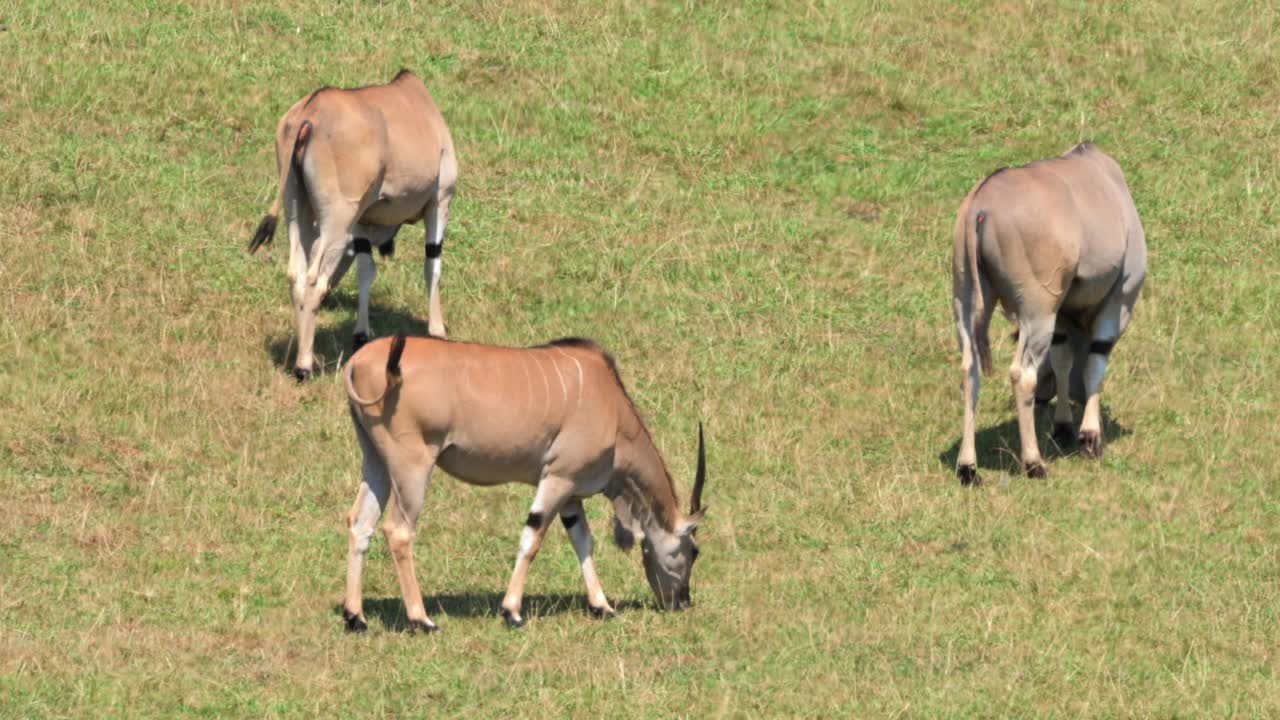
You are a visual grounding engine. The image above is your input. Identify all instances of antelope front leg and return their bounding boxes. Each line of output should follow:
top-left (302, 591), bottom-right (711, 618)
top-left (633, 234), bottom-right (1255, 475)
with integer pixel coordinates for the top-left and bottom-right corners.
top-left (501, 476), bottom-right (575, 628)
top-left (1079, 302), bottom-right (1125, 459)
top-left (560, 500), bottom-right (614, 618)
top-left (423, 188), bottom-right (453, 339)
top-left (1049, 326), bottom-right (1075, 448)
top-left (352, 240), bottom-right (376, 350)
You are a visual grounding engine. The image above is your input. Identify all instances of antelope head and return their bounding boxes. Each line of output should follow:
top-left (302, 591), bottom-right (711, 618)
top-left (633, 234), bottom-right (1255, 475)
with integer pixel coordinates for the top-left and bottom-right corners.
top-left (641, 423), bottom-right (707, 611)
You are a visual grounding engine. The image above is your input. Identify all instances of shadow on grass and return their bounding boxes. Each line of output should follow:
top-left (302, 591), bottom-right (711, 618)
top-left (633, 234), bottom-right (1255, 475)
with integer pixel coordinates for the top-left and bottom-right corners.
top-left (937, 402), bottom-right (1131, 477)
top-left (339, 593), bottom-right (647, 631)
top-left (263, 288), bottom-right (431, 378)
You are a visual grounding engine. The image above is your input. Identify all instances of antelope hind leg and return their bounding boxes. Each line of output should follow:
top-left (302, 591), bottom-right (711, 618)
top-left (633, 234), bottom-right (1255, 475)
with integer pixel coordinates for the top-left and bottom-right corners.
top-left (381, 445), bottom-right (441, 633)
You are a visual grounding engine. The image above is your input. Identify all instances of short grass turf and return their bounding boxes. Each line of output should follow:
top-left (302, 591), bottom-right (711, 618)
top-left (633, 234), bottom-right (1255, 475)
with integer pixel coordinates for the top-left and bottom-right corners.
top-left (2, 0), bottom-right (1279, 717)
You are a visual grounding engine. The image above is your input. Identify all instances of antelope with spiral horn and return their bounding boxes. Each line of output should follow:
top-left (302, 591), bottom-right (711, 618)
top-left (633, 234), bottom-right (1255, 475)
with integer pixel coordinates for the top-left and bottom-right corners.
top-left (341, 334), bottom-right (708, 631)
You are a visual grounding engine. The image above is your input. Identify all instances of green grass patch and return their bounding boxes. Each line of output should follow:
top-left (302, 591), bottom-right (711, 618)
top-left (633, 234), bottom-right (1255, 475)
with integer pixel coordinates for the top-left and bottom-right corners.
top-left (2, 0), bottom-right (1278, 716)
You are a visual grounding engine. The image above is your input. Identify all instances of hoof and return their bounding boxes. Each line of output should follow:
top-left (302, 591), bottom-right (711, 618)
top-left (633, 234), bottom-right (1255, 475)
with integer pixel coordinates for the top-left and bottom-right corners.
top-left (292, 366), bottom-right (312, 383)
top-left (588, 604), bottom-right (616, 619)
top-left (352, 332), bottom-right (369, 352)
top-left (1024, 461), bottom-right (1048, 479)
top-left (378, 240), bottom-right (395, 258)
top-left (501, 608), bottom-right (525, 629)
top-left (1053, 423), bottom-right (1075, 447)
top-left (957, 464), bottom-right (981, 487)
top-left (408, 618), bottom-right (440, 634)
top-left (1079, 430), bottom-right (1103, 459)
top-left (343, 610), bottom-right (367, 633)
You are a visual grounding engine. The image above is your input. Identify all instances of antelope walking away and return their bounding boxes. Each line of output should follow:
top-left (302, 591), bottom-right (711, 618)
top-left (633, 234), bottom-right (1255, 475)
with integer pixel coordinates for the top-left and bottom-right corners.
top-left (248, 69), bottom-right (459, 380)
top-left (951, 142), bottom-right (1147, 485)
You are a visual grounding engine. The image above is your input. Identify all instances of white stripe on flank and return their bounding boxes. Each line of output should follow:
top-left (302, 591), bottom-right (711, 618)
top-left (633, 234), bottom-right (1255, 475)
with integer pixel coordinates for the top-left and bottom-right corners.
top-left (552, 348), bottom-right (585, 411)
top-left (531, 353), bottom-right (551, 422)
top-left (549, 352), bottom-right (568, 405)
top-left (519, 353), bottom-right (534, 416)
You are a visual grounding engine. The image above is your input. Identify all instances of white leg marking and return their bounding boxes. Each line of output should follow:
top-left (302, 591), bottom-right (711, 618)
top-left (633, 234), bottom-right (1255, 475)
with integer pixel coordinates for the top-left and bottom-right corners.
top-left (1079, 353), bottom-right (1109, 435)
top-left (954, 297), bottom-right (981, 477)
top-left (502, 477), bottom-right (575, 626)
top-left (345, 429), bottom-right (392, 626)
top-left (1080, 309), bottom-right (1122, 442)
top-left (423, 197), bottom-right (449, 337)
top-left (563, 506), bottom-right (612, 612)
top-left (1011, 318), bottom-right (1054, 473)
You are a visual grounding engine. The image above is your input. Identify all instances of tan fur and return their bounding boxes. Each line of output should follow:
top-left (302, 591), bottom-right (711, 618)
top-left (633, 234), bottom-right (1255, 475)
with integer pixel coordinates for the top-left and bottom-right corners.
top-left (952, 143), bottom-right (1147, 482)
top-left (340, 336), bottom-right (706, 630)
top-left (251, 70), bottom-right (459, 378)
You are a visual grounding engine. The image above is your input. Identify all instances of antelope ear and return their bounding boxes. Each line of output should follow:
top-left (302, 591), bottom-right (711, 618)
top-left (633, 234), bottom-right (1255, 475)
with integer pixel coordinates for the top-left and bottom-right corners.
top-left (679, 508), bottom-right (706, 537)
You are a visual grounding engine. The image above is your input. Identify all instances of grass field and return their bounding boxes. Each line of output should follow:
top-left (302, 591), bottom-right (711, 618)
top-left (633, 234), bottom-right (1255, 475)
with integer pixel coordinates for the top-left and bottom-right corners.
top-left (2, 0), bottom-right (1279, 716)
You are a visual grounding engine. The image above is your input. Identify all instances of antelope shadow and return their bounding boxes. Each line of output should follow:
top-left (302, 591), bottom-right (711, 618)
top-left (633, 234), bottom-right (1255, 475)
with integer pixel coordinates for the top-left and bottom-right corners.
top-left (937, 403), bottom-right (1131, 476)
top-left (340, 593), bottom-right (647, 631)
top-left (263, 288), bottom-right (430, 379)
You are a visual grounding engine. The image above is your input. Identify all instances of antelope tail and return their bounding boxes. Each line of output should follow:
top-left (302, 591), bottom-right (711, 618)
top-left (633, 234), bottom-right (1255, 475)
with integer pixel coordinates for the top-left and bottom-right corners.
top-left (954, 194), bottom-right (994, 376)
top-left (690, 422), bottom-right (706, 515)
top-left (967, 205), bottom-right (993, 375)
top-left (248, 119), bottom-right (313, 254)
top-left (345, 334), bottom-right (408, 406)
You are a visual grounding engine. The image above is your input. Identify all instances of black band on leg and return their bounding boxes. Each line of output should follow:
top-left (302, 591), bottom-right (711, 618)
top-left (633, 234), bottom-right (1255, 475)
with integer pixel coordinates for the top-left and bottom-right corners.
top-left (1052, 332), bottom-right (1068, 345)
top-left (425, 242), bottom-right (443, 259)
top-left (526, 512), bottom-right (544, 529)
top-left (1089, 340), bottom-right (1115, 356)
top-left (561, 513), bottom-right (580, 530)
top-left (352, 238), bottom-right (373, 255)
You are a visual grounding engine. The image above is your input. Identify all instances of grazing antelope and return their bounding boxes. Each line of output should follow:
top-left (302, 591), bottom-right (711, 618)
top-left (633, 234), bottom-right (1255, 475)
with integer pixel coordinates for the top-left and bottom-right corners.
top-left (341, 334), bottom-right (707, 631)
top-left (952, 142), bottom-right (1147, 484)
top-left (247, 69), bottom-right (458, 380)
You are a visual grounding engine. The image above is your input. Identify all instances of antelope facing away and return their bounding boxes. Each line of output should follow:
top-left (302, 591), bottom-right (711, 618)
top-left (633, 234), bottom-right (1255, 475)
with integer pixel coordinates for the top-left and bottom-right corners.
top-left (952, 142), bottom-right (1147, 484)
top-left (341, 335), bottom-right (707, 631)
top-left (247, 69), bottom-right (458, 381)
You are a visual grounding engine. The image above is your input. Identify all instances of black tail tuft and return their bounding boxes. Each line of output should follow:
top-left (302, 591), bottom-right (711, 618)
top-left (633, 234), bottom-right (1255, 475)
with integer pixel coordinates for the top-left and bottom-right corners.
top-left (248, 215), bottom-right (277, 254)
top-left (386, 334), bottom-right (407, 378)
